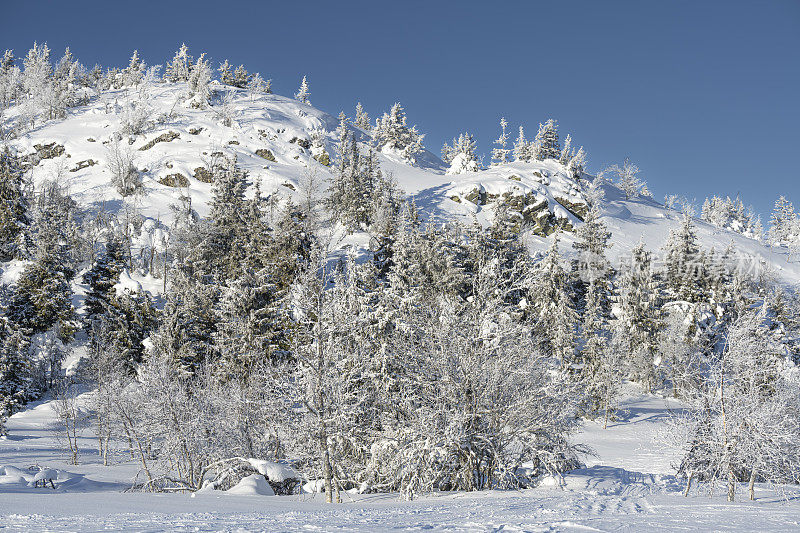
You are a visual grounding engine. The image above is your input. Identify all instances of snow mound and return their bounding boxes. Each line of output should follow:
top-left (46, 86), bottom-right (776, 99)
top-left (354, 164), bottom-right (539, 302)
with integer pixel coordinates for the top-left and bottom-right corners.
top-left (226, 474), bottom-right (275, 496)
top-left (246, 459), bottom-right (298, 483)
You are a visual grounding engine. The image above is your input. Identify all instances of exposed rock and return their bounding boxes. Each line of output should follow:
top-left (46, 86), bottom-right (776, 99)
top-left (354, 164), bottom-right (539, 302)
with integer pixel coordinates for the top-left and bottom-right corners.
top-left (554, 196), bottom-right (588, 221)
top-left (228, 140), bottom-right (240, 145)
top-left (139, 131), bottom-right (180, 151)
top-left (193, 167), bottom-right (214, 183)
top-left (281, 182), bottom-right (296, 191)
top-left (159, 173), bottom-right (190, 187)
top-left (23, 142), bottom-right (66, 166)
top-left (288, 137), bottom-right (310, 149)
top-left (313, 152), bottom-right (330, 166)
top-left (188, 127), bottom-right (203, 135)
top-left (255, 148), bottom-right (276, 161)
top-left (70, 159), bottom-right (98, 172)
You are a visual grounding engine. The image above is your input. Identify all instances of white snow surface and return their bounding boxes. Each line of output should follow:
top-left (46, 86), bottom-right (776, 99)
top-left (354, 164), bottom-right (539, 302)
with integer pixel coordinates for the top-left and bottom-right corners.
top-left (2, 385), bottom-right (800, 531)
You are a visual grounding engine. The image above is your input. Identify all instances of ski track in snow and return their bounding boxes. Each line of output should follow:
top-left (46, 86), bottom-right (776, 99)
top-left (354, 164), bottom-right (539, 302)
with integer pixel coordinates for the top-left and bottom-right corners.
top-left (3, 386), bottom-right (800, 531)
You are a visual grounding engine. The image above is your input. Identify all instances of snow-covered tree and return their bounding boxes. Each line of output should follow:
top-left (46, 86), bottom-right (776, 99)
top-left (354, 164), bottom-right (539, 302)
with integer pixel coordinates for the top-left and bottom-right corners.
top-left (533, 119), bottom-right (560, 161)
top-left (354, 101), bottom-right (370, 129)
top-left (528, 236), bottom-right (577, 368)
top-left (615, 242), bottom-right (663, 389)
top-left (701, 195), bottom-right (761, 239)
top-left (513, 126), bottom-right (531, 162)
top-left (218, 59), bottom-right (234, 86)
top-left (0, 325), bottom-right (34, 435)
top-left (445, 132), bottom-right (479, 174)
top-left (491, 117), bottom-right (510, 165)
top-left (295, 75), bottom-right (310, 104)
top-left (677, 307), bottom-right (800, 501)
top-left (232, 64), bottom-right (250, 88)
top-left (567, 146), bottom-right (587, 179)
top-left (663, 212), bottom-right (706, 303)
top-left (606, 159), bottom-right (645, 200)
top-left (164, 43), bottom-right (192, 82)
top-left (122, 50), bottom-right (144, 86)
top-left (0, 148), bottom-right (30, 261)
top-left (187, 53), bottom-right (212, 106)
top-left (246, 72), bottom-right (266, 100)
top-left (769, 195), bottom-right (798, 246)
top-left (106, 138), bottom-right (141, 197)
top-left (372, 103), bottom-right (425, 164)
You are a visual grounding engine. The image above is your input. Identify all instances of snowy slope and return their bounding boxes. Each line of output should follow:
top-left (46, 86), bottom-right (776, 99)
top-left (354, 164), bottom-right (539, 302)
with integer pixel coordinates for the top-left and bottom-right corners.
top-left (5, 80), bottom-right (798, 292)
top-left (3, 80), bottom-right (799, 291)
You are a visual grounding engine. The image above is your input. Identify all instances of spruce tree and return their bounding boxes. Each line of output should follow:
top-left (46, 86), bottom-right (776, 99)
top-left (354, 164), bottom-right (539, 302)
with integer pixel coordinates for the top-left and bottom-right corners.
top-left (616, 242), bottom-right (663, 390)
top-left (164, 43), bottom-right (192, 82)
top-left (491, 117), bottom-right (510, 165)
top-left (0, 324), bottom-right (33, 432)
top-left (218, 59), bottom-right (234, 85)
top-left (529, 236), bottom-right (577, 368)
top-left (663, 213), bottom-right (706, 303)
top-left (232, 65), bottom-right (250, 88)
top-left (513, 126), bottom-right (530, 162)
top-left (0, 148), bottom-right (30, 261)
top-left (83, 237), bottom-right (127, 328)
top-left (354, 102), bottom-right (370, 129)
top-left (372, 103), bottom-right (425, 163)
top-left (533, 119), bottom-right (561, 161)
top-left (295, 75), bottom-right (310, 104)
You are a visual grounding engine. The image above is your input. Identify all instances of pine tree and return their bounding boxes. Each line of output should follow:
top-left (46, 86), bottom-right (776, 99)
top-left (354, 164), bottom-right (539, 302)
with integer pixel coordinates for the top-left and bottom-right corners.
top-left (0, 324), bottom-right (33, 432)
top-left (83, 237), bottom-right (128, 330)
top-left (295, 75), bottom-right (310, 104)
top-left (616, 242), bottom-right (663, 389)
top-left (559, 134), bottom-right (573, 165)
top-left (446, 132), bottom-right (479, 174)
top-left (354, 102), bottom-right (370, 129)
top-left (94, 289), bottom-right (157, 375)
top-left (191, 155), bottom-right (249, 280)
top-left (533, 119), bottom-right (561, 161)
top-left (150, 268), bottom-right (217, 376)
top-left (664, 213), bottom-right (706, 303)
top-left (164, 43), bottom-right (192, 82)
top-left (769, 196), bottom-right (797, 246)
top-left (218, 59), bottom-right (234, 85)
top-left (0, 148), bottom-right (30, 261)
top-left (491, 117), bottom-right (510, 165)
top-left (123, 50), bottom-right (144, 86)
top-left (187, 53), bottom-right (212, 105)
top-left (7, 254), bottom-right (76, 342)
top-left (513, 126), bottom-right (530, 162)
top-left (233, 64), bottom-right (250, 88)
top-left (567, 147), bottom-right (587, 179)
top-left (372, 103), bottom-right (425, 164)
top-left (529, 236), bottom-right (577, 367)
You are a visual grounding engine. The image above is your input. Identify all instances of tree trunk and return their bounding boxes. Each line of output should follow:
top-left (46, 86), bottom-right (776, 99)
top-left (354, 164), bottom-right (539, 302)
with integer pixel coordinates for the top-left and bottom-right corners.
top-left (748, 469), bottom-right (756, 501)
top-left (321, 432), bottom-right (333, 503)
top-left (727, 468), bottom-right (736, 502)
top-left (683, 471), bottom-right (694, 497)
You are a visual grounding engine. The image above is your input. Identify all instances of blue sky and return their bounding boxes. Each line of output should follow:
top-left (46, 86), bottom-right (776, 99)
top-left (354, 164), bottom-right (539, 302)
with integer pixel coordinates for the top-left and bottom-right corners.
top-left (3, 1), bottom-right (798, 218)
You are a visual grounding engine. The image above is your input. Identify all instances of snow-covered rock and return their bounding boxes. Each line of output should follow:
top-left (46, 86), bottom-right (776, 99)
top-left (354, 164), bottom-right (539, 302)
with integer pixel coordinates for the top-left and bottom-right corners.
top-left (226, 474), bottom-right (275, 496)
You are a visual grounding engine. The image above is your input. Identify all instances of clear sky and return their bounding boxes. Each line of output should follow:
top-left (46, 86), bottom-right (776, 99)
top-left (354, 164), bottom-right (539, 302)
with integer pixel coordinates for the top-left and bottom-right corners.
top-left (3, 0), bottom-right (798, 218)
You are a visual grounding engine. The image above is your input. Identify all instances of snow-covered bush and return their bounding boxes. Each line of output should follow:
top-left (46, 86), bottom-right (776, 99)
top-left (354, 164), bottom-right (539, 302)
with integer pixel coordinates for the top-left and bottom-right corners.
top-left (105, 138), bottom-right (141, 196)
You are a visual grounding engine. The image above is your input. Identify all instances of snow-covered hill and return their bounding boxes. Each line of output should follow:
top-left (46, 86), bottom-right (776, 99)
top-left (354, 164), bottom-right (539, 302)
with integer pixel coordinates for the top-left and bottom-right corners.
top-left (5, 79), bottom-right (799, 290)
